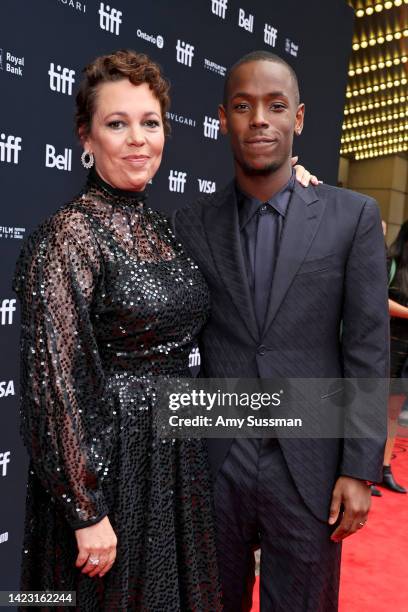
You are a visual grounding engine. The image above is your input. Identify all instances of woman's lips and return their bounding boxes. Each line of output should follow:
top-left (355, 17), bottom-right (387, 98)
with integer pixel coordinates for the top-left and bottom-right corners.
top-left (123, 156), bottom-right (150, 165)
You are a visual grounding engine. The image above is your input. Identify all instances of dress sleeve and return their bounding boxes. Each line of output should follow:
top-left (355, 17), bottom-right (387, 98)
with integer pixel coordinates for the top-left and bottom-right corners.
top-left (13, 209), bottom-right (111, 529)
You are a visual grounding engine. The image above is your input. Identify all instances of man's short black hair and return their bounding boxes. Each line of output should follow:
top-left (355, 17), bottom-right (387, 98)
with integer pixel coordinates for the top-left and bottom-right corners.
top-left (223, 50), bottom-right (300, 106)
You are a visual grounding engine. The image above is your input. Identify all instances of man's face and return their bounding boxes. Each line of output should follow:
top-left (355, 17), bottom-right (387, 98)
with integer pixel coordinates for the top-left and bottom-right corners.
top-left (219, 60), bottom-right (304, 176)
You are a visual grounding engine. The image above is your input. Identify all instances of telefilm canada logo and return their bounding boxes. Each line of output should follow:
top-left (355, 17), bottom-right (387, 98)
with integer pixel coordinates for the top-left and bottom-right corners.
top-left (0, 451), bottom-right (11, 477)
top-left (45, 144), bottom-right (72, 171)
top-left (211, 0), bottom-right (228, 19)
top-left (0, 48), bottom-right (24, 77)
top-left (176, 40), bottom-right (195, 67)
top-left (99, 2), bottom-right (122, 35)
top-left (204, 58), bottom-right (226, 77)
top-left (136, 28), bottom-right (164, 49)
top-left (0, 299), bottom-right (16, 325)
top-left (0, 226), bottom-right (25, 240)
top-left (57, 0), bottom-right (87, 13)
top-left (169, 170), bottom-right (187, 194)
top-left (48, 62), bottom-right (75, 95)
top-left (0, 133), bottom-right (22, 164)
top-left (0, 380), bottom-right (15, 398)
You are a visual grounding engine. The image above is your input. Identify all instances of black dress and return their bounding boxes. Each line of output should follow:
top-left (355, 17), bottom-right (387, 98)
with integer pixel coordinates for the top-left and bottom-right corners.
top-left (389, 260), bottom-right (408, 383)
top-left (13, 171), bottom-right (221, 611)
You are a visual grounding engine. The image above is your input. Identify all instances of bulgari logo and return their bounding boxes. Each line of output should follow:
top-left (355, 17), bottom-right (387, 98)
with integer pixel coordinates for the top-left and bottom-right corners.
top-left (166, 112), bottom-right (196, 128)
top-left (57, 0), bottom-right (86, 12)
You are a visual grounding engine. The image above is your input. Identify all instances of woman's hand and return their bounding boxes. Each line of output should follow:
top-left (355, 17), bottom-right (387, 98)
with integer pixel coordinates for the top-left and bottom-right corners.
top-left (75, 516), bottom-right (117, 578)
top-left (291, 156), bottom-right (320, 187)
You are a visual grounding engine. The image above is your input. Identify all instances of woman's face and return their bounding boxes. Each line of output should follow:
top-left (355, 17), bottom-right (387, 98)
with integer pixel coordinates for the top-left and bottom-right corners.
top-left (82, 79), bottom-right (165, 191)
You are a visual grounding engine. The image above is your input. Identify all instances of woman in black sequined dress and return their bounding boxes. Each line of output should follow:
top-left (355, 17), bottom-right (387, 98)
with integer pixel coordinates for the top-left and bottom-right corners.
top-left (13, 51), bottom-right (221, 611)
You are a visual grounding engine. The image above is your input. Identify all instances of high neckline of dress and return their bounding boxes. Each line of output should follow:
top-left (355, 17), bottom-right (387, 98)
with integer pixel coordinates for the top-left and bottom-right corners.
top-left (86, 168), bottom-right (147, 208)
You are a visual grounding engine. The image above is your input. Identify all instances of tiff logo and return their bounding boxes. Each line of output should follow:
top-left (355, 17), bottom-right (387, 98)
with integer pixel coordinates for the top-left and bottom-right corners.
top-left (99, 2), bottom-right (122, 35)
top-left (264, 23), bottom-right (278, 47)
top-left (45, 144), bottom-right (72, 171)
top-left (169, 170), bottom-right (187, 193)
top-left (189, 347), bottom-right (201, 368)
top-left (0, 299), bottom-right (16, 325)
top-left (0, 532), bottom-right (8, 544)
top-left (203, 116), bottom-right (220, 140)
top-left (211, 0), bottom-right (228, 19)
top-left (176, 40), bottom-right (195, 67)
top-left (0, 451), bottom-right (10, 477)
top-left (0, 133), bottom-right (22, 164)
top-left (238, 8), bottom-right (254, 33)
top-left (48, 62), bottom-right (75, 95)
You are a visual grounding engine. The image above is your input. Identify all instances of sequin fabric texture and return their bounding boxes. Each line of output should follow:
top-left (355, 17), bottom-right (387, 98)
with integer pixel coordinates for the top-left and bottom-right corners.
top-left (13, 172), bottom-right (221, 611)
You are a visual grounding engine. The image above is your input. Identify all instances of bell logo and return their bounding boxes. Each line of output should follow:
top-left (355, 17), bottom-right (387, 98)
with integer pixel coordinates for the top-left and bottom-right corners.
top-left (99, 2), bottom-right (122, 35)
top-left (0, 381), bottom-right (15, 398)
top-left (45, 144), bottom-right (72, 171)
top-left (238, 8), bottom-right (254, 33)
top-left (48, 63), bottom-right (75, 95)
top-left (176, 40), bottom-right (195, 67)
top-left (169, 170), bottom-right (187, 193)
top-left (0, 451), bottom-right (10, 477)
top-left (211, 0), bottom-right (228, 19)
top-left (203, 116), bottom-right (220, 140)
top-left (0, 133), bottom-right (22, 164)
top-left (198, 179), bottom-right (216, 194)
top-left (0, 299), bottom-right (16, 325)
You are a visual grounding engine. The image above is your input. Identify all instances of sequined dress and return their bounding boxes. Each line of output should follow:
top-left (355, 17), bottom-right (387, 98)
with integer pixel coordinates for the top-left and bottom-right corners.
top-left (13, 171), bottom-right (221, 611)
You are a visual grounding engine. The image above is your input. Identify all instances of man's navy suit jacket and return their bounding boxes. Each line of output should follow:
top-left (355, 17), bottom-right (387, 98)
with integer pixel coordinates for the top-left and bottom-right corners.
top-left (173, 180), bottom-right (389, 521)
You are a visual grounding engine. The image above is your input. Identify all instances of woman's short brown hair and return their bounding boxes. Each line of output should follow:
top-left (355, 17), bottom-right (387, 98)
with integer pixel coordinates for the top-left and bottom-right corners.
top-left (75, 49), bottom-right (171, 137)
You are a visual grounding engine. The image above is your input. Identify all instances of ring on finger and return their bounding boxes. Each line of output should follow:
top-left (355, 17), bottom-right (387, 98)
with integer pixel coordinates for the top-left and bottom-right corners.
top-left (88, 556), bottom-right (100, 566)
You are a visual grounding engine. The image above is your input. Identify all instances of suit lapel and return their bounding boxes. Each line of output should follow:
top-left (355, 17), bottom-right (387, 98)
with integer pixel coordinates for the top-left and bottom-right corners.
top-left (263, 183), bottom-right (325, 336)
top-left (204, 183), bottom-right (259, 342)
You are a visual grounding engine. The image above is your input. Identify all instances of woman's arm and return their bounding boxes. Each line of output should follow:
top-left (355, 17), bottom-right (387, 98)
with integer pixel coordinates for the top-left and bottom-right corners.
top-left (389, 298), bottom-right (408, 318)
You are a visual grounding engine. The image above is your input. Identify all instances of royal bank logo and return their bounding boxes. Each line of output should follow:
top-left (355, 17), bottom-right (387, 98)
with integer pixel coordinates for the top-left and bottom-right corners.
top-left (189, 347), bottom-right (201, 368)
top-left (0, 133), bottom-right (22, 164)
top-left (203, 116), bottom-right (220, 140)
top-left (176, 40), bottom-right (195, 67)
top-left (264, 23), bottom-right (278, 47)
top-left (0, 451), bottom-right (11, 477)
top-left (136, 28), bottom-right (164, 49)
top-left (0, 49), bottom-right (24, 77)
top-left (0, 381), bottom-right (15, 399)
top-left (211, 0), bottom-right (228, 19)
top-left (48, 62), bottom-right (75, 95)
top-left (285, 38), bottom-right (299, 57)
top-left (198, 179), bottom-right (216, 194)
top-left (0, 226), bottom-right (25, 240)
top-left (0, 532), bottom-right (8, 545)
top-left (57, 0), bottom-right (86, 13)
top-left (99, 2), bottom-right (122, 35)
top-left (169, 170), bottom-right (187, 194)
top-left (0, 299), bottom-right (16, 325)
top-left (166, 112), bottom-right (196, 128)
top-left (45, 144), bottom-right (72, 171)
top-left (204, 58), bottom-right (226, 77)
top-left (238, 8), bottom-right (254, 33)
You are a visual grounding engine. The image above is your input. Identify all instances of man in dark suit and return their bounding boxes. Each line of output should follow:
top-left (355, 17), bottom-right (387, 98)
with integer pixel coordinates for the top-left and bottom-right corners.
top-left (174, 51), bottom-right (389, 611)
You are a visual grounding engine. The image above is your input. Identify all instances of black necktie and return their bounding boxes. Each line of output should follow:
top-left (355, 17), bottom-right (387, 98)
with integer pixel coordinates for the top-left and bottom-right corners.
top-left (254, 203), bottom-right (279, 330)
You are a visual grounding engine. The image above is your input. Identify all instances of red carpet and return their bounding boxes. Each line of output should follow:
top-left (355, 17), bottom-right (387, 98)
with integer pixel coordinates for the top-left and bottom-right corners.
top-left (251, 436), bottom-right (408, 611)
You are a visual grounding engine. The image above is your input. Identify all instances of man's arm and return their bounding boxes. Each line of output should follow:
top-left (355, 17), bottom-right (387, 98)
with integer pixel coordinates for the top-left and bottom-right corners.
top-left (330, 197), bottom-right (389, 541)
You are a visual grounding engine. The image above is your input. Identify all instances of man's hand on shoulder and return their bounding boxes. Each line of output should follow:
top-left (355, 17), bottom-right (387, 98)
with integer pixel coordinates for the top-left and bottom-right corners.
top-left (328, 476), bottom-right (371, 542)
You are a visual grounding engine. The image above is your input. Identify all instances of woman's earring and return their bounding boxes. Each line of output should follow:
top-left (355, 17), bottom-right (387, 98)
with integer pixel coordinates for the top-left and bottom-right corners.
top-left (81, 150), bottom-right (94, 169)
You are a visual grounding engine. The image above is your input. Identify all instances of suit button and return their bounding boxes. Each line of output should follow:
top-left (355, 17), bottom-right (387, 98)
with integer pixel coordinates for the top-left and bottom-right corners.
top-left (257, 345), bottom-right (266, 356)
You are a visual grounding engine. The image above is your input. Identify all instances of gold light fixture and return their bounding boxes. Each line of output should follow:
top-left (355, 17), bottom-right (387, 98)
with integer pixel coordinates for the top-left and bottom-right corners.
top-left (355, 0), bottom-right (406, 18)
